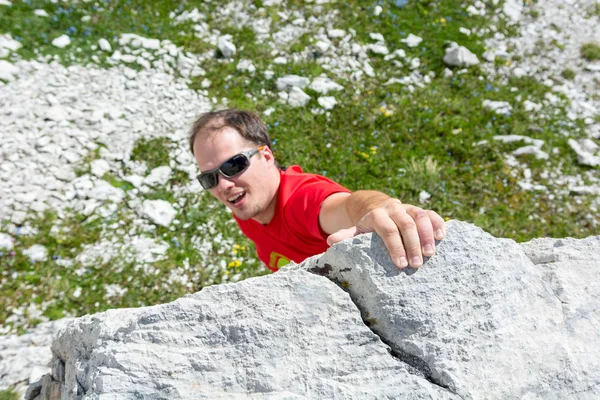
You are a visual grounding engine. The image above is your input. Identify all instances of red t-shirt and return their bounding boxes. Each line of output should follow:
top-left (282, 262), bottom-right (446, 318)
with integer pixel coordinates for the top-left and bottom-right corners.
top-left (234, 165), bottom-right (351, 272)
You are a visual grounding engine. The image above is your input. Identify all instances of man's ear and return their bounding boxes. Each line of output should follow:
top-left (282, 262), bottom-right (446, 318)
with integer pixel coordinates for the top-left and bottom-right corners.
top-left (261, 145), bottom-right (276, 164)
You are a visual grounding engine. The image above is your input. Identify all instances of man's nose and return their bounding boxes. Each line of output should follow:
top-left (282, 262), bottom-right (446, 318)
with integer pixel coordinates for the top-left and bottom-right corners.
top-left (215, 173), bottom-right (235, 191)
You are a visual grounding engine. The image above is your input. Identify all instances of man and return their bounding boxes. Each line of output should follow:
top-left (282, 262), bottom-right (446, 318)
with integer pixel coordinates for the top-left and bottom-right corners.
top-left (190, 109), bottom-right (446, 272)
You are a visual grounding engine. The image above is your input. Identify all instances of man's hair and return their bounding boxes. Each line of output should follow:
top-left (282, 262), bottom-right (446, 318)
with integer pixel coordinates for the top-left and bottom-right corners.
top-left (189, 109), bottom-right (272, 155)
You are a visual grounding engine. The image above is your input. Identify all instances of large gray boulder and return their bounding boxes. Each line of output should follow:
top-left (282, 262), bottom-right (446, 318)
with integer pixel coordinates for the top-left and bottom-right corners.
top-left (26, 221), bottom-right (600, 399)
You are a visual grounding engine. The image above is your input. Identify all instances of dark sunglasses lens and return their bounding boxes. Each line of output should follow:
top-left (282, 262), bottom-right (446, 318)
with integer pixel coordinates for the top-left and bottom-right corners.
top-left (198, 172), bottom-right (218, 190)
top-left (221, 154), bottom-right (250, 177)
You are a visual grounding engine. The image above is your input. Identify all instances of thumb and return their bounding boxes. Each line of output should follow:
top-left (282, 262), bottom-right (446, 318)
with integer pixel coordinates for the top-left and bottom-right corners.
top-left (327, 227), bottom-right (359, 247)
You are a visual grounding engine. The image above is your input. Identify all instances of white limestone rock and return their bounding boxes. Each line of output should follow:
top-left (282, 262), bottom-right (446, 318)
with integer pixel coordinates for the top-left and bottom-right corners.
top-left (236, 59), bottom-right (256, 73)
top-left (301, 221), bottom-right (600, 399)
top-left (23, 244), bottom-right (48, 262)
top-left (142, 199), bottom-right (176, 227)
top-left (217, 35), bottom-right (236, 58)
top-left (0, 34), bottom-right (22, 52)
top-left (276, 74), bottom-right (310, 91)
top-left (98, 38), bottom-right (112, 52)
top-left (34, 9), bottom-right (49, 17)
top-left (309, 77), bottom-right (343, 94)
top-left (51, 35), bottom-right (71, 48)
top-left (30, 221), bottom-right (600, 399)
top-left (33, 270), bottom-right (456, 399)
top-left (90, 159), bottom-right (110, 178)
top-left (287, 86), bottom-right (311, 107)
top-left (443, 46), bottom-right (480, 67)
top-left (402, 34), bottom-right (423, 48)
top-left (0, 233), bottom-right (13, 250)
top-left (143, 166), bottom-right (172, 186)
top-left (512, 145), bottom-right (549, 160)
top-left (317, 96), bottom-right (337, 110)
top-left (0, 60), bottom-right (19, 82)
top-left (568, 139), bottom-right (600, 167)
top-left (482, 99), bottom-right (512, 114)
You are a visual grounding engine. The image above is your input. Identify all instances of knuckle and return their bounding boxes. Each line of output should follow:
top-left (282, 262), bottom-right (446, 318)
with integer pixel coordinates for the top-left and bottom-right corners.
top-left (413, 208), bottom-right (429, 220)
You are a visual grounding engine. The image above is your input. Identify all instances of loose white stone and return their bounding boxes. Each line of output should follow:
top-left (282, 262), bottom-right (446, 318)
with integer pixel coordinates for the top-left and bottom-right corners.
top-left (318, 96), bottom-right (337, 110)
top-left (327, 29), bottom-right (346, 38)
top-left (419, 190), bottom-right (431, 204)
top-left (442, 68), bottom-right (453, 78)
top-left (273, 56), bottom-right (287, 64)
top-left (90, 160), bottom-right (111, 178)
top-left (23, 245), bottom-right (48, 262)
top-left (369, 33), bottom-right (385, 42)
top-left (288, 87), bottom-right (311, 107)
top-left (459, 27), bottom-right (471, 36)
top-left (309, 77), bottom-right (343, 94)
top-left (98, 38), bottom-right (112, 52)
top-left (0, 34), bottom-right (22, 52)
top-left (144, 166), bottom-right (172, 187)
top-left (0, 233), bottom-right (13, 250)
top-left (236, 59), bottom-right (256, 73)
top-left (512, 145), bottom-right (549, 160)
top-left (374, 6), bottom-right (383, 16)
top-left (217, 36), bottom-right (236, 58)
top-left (51, 35), bottom-right (71, 48)
top-left (142, 199), bottom-right (177, 227)
top-left (503, 0), bottom-right (523, 23)
top-left (0, 60), bottom-right (19, 81)
top-left (368, 44), bottom-right (389, 55)
top-left (276, 75), bottom-right (310, 91)
top-left (443, 46), bottom-right (480, 67)
top-left (523, 100), bottom-right (542, 112)
top-left (34, 9), bottom-right (49, 17)
top-left (402, 34), bottom-right (422, 48)
top-left (81, 15), bottom-right (91, 22)
top-left (314, 41), bottom-right (330, 54)
top-left (483, 100), bottom-right (512, 115)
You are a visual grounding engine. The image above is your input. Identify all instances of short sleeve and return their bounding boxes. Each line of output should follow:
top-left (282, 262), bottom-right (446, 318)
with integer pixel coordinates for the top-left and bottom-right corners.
top-left (283, 176), bottom-right (350, 242)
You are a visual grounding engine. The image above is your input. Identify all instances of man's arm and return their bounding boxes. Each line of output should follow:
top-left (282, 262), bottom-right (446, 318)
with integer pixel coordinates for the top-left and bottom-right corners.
top-left (319, 190), bottom-right (446, 268)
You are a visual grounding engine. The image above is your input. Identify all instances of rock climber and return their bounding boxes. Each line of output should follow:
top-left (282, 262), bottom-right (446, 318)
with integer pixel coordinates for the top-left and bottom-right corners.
top-left (190, 109), bottom-right (446, 272)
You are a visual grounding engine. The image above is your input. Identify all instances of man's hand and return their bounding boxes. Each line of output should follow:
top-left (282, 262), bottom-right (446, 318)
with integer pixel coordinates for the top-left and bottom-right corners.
top-left (324, 197), bottom-right (446, 269)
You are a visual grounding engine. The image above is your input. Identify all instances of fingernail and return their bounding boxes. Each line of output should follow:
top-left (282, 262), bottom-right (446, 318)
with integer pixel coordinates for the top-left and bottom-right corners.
top-left (411, 256), bottom-right (422, 267)
top-left (436, 229), bottom-right (444, 240)
top-left (424, 244), bottom-right (434, 256)
top-left (397, 256), bottom-right (408, 268)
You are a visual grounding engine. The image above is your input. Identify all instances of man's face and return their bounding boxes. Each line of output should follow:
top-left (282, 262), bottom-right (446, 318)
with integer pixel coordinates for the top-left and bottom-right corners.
top-left (193, 126), bottom-right (279, 223)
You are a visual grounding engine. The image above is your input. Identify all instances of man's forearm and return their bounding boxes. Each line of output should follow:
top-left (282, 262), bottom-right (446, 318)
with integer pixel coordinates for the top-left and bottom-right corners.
top-left (345, 190), bottom-right (395, 225)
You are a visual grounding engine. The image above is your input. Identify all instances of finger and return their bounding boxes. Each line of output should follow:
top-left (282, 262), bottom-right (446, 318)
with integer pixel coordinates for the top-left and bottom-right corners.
top-left (326, 227), bottom-right (358, 247)
top-left (402, 205), bottom-right (436, 257)
top-left (426, 210), bottom-right (447, 240)
top-left (361, 209), bottom-right (411, 268)
top-left (385, 207), bottom-right (423, 267)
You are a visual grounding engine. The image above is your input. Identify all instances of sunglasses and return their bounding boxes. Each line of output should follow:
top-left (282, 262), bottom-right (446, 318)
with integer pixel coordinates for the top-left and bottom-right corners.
top-left (196, 146), bottom-right (265, 190)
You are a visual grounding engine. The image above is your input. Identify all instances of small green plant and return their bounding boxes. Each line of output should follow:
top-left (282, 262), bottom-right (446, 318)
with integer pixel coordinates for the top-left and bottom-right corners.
top-left (0, 389), bottom-right (19, 400)
top-left (561, 68), bottom-right (576, 80)
top-left (529, 9), bottom-right (540, 18)
top-left (130, 137), bottom-right (171, 171)
top-left (580, 43), bottom-right (600, 61)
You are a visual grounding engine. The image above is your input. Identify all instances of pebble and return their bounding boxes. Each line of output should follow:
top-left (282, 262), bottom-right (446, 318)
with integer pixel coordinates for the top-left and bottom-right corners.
top-left (23, 244), bottom-right (48, 262)
top-left (51, 35), bottom-right (71, 48)
top-left (443, 45), bottom-right (480, 67)
top-left (288, 87), bottom-right (311, 107)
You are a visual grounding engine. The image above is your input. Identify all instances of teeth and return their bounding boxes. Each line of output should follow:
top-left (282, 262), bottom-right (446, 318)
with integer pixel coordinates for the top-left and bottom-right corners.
top-left (228, 192), bottom-right (244, 202)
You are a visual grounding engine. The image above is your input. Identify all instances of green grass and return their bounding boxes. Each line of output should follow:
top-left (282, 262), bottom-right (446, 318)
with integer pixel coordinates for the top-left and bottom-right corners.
top-left (580, 42), bottom-right (600, 61)
top-left (0, 0), bottom-right (598, 332)
top-left (561, 68), bottom-right (576, 80)
top-left (0, 390), bottom-right (19, 400)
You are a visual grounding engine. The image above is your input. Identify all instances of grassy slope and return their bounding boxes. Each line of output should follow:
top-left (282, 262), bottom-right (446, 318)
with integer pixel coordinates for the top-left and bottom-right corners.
top-left (0, 0), bottom-right (598, 331)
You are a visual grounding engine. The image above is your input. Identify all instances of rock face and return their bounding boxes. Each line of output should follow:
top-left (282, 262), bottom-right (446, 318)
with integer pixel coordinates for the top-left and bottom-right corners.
top-left (26, 221), bottom-right (600, 399)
